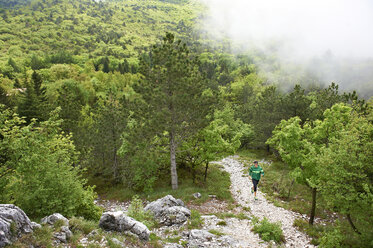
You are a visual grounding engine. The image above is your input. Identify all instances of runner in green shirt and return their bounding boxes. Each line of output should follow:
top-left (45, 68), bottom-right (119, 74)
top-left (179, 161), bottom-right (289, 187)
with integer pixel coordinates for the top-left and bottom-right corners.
top-left (249, 161), bottom-right (264, 200)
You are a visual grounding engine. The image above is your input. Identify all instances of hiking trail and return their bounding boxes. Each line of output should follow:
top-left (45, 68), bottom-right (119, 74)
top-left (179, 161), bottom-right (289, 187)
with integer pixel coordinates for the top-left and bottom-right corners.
top-left (211, 156), bottom-right (315, 248)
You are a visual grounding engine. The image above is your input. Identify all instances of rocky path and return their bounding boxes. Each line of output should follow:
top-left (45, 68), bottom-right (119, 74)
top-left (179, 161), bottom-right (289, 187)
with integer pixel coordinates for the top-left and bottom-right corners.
top-left (213, 156), bottom-right (315, 248)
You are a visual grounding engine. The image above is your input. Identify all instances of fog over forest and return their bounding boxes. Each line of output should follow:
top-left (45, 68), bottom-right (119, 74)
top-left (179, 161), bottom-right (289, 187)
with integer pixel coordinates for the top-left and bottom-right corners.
top-left (201, 0), bottom-right (373, 97)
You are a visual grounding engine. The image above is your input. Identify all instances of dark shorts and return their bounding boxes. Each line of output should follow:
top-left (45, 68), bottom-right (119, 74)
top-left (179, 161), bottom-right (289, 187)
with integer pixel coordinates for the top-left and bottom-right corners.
top-left (252, 179), bottom-right (259, 192)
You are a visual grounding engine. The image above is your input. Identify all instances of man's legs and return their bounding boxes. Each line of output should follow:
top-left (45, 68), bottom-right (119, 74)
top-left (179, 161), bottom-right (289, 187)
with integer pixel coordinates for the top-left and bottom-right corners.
top-left (252, 179), bottom-right (259, 198)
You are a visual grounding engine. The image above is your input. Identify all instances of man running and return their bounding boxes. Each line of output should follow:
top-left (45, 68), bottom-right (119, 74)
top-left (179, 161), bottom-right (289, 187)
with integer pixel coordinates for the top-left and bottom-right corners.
top-left (249, 161), bottom-right (264, 200)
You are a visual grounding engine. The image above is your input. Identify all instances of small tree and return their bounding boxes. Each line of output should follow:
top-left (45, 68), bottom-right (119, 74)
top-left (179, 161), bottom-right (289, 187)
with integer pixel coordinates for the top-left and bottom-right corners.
top-left (267, 103), bottom-right (354, 225)
top-left (179, 105), bottom-right (252, 182)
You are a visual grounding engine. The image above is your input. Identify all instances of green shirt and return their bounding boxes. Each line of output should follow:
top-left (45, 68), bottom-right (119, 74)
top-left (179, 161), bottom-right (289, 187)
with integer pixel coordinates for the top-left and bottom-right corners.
top-left (249, 165), bottom-right (264, 180)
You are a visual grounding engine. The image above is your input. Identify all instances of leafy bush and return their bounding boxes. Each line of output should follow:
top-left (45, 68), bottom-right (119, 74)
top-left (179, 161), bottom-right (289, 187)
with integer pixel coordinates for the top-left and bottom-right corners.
top-left (127, 195), bottom-right (156, 228)
top-left (319, 228), bottom-right (343, 248)
top-left (0, 107), bottom-right (101, 220)
top-left (252, 217), bottom-right (285, 244)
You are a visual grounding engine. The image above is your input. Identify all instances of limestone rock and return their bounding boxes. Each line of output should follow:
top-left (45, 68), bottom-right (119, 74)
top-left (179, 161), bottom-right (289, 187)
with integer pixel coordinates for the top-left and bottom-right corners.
top-left (0, 204), bottom-right (34, 247)
top-left (189, 229), bottom-right (215, 241)
top-left (54, 226), bottom-right (72, 243)
top-left (41, 213), bottom-right (69, 226)
top-left (145, 195), bottom-right (190, 226)
top-left (99, 211), bottom-right (150, 241)
top-left (111, 237), bottom-right (125, 247)
top-left (193, 192), bottom-right (202, 199)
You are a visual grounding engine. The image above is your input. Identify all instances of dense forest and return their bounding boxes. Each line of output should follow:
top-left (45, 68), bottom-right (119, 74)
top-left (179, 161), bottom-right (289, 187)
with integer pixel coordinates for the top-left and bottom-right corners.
top-left (0, 0), bottom-right (372, 247)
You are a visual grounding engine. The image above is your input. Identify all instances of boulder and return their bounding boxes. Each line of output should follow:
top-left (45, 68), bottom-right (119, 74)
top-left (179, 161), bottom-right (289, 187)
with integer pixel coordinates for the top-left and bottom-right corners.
top-left (41, 213), bottom-right (69, 226)
top-left (144, 195), bottom-right (190, 226)
top-left (54, 226), bottom-right (72, 243)
top-left (111, 237), bottom-right (125, 247)
top-left (188, 229), bottom-right (216, 248)
top-left (193, 192), bottom-right (202, 199)
top-left (99, 211), bottom-right (150, 241)
top-left (0, 204), bottom-right (34, 247)
top-left (159, 206), bottom-right (191, 226)
top-left (163, 243), bottom-right (183, 248)
top-left (189, 229), bottom-right (215, 241)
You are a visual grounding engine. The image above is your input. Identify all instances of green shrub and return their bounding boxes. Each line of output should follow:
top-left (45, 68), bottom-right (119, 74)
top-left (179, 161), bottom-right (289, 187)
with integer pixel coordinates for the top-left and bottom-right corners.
top-left (252, 217), bottom-right (285, 244)
top-left (127, 195), bottom-right (157, 229)
top-left (0, 108), bottom-right (101, 220)
top-left (187, 209), bottom-right (203, 229)
top-left (319, 228), bottom-right (343, 248)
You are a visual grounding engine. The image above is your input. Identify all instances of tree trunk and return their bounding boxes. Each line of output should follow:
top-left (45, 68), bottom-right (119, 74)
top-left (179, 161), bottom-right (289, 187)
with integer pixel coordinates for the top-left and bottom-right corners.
top-left (347, 213), bottom-right (361, 234)
top-left (266, 144), bottom-right (270, 152)
top-left (309, 187), bottom-right (317, 225)
top-left (170, 132), bottom-right (178, 190)
top-left (287, 179), bottom-right (295, 200)
top-left (204, 162), bottom-right (209, 182)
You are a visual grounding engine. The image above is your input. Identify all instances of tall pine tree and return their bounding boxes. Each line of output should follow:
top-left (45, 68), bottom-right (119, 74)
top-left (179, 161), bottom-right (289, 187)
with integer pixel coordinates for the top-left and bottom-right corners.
top-left (132, 33), bottom-right (212, 190)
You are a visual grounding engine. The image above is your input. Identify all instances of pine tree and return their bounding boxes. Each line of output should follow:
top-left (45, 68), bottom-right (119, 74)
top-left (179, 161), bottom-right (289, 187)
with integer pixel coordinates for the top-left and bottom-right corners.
top-left (131, 33), bottom-right (212, 190)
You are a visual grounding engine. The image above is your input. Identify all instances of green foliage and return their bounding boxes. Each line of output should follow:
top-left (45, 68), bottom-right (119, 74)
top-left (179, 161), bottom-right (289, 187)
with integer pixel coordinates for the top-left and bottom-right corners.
top-left (208, 229), bottom-right (225, 236)
top-left (179, 104), bottom-right (253, 181)
top-left (293, 218), bottom-right (328, 245)
top-left (319, 228), bottom-right (343, 248)
top-left (252, 217), bottom-right (285, 244)
top-left (187, 209), bottom-right (203, 229)
top-left (127, 195), bottom-right (157, 229)
top-left (0, 106), bottom-right (101, 220)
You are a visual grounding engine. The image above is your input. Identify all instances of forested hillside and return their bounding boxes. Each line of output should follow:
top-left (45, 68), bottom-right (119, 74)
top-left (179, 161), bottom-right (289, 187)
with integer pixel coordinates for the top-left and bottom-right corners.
top-left (0, 0), bottom-right (372, 247)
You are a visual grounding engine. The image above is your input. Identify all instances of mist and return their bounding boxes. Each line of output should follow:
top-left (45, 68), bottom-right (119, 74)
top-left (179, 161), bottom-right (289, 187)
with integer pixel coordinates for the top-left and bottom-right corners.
top-left (200, 0), bottom-right (373, 97)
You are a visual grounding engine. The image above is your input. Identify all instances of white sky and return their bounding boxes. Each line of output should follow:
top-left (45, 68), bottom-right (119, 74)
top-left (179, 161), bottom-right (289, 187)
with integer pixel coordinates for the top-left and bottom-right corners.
top-left (202, 0), bottom-right (373, 58)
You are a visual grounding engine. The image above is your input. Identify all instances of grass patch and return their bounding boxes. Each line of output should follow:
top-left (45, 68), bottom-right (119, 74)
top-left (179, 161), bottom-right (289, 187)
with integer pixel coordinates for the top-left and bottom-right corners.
top-left (53, 219), bottom-right (66, 231)
top-left (217, 220), bottom-right (227, 226)
top-left (208, 229), bottom-right (225, 236)
top-left (165, 236), bottom-right (181, 243)
top-left (91, 163), bottom-right (232, 205)
top-left (237, 212), bottom-right (250, 220)
top-left (9, 225), bottom-right (53, 248)
top-left (69, 216), bottom-right (98, 235)
top-left (214, 212), bottom-right (236, 219)
top-left (187, 209), bottom-right (204, 229)
top-left (293, 218), bottom-right (330, 246)
top-left (252, 217), bottom-right (285, 244)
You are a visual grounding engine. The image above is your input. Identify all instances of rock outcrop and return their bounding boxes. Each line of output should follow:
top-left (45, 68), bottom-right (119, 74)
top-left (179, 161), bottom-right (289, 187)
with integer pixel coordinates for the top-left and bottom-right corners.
top-left (99, 211), bottom-right (150, 241)
top-left (41, 213), bottom-right (69, 226)
top-left (0, 204), bottom-right (34, 247)
top-left (145, 195), bottom-right (191, 226)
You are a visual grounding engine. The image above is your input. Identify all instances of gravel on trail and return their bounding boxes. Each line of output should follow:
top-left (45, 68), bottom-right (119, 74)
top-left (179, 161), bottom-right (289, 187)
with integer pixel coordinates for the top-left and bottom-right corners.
top-left (213, 156), bottom-right (315, 248)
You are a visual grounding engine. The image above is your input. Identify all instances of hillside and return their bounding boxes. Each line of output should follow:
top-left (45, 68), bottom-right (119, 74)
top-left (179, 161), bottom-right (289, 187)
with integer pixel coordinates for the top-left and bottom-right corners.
top-left (0, 1), bottom-right (372, 247)
top-left (0, 0), bottom-right (203, 66)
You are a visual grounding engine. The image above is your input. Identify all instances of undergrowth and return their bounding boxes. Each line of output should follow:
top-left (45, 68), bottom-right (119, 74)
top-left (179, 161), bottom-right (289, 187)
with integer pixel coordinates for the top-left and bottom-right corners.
top-left (252, 217), bottom-right (285, 244)
top-left (92, 163), bottom-right (232, 205)
top-left (127, 195), bottom-right (157, 229)
top-left (187, 209), bottom-right (204, 229)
